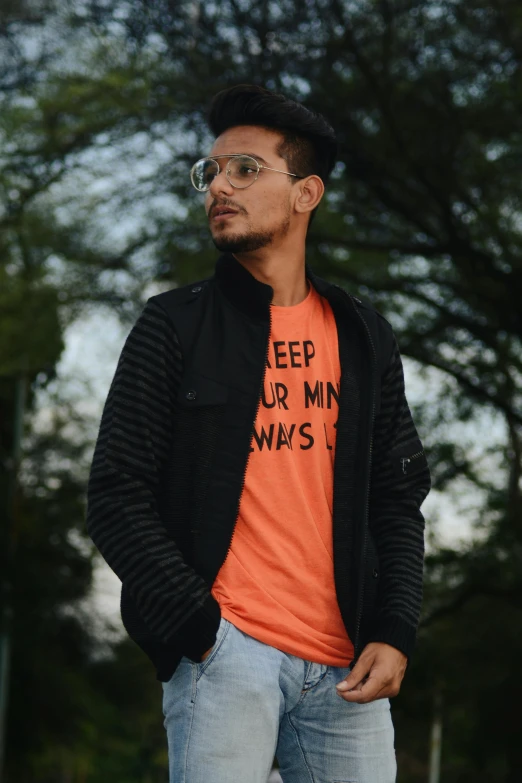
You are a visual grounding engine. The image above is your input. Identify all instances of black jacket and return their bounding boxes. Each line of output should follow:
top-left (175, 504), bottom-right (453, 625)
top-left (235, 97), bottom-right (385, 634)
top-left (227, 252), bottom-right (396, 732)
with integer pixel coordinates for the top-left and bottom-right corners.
top-left (86, 252), bottom-right (431, 682)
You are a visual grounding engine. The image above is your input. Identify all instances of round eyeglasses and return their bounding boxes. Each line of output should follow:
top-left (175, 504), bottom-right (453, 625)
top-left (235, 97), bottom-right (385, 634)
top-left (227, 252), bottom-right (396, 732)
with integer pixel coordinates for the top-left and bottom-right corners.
top-left (190, 154), bottom-right (304, 192)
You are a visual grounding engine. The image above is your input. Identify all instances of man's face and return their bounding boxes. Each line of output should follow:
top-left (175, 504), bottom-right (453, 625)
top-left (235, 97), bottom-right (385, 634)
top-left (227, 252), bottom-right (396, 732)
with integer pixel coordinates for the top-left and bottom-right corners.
top-left (204, 125), bottom-right (299, 253)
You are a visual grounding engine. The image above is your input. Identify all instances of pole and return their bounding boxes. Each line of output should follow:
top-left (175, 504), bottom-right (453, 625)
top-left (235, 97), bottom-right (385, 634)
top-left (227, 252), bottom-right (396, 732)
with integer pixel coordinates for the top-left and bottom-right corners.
top-left (428, 687), bottom-right (443, 783)
top-left (0, 371), bottom-right (27, 782)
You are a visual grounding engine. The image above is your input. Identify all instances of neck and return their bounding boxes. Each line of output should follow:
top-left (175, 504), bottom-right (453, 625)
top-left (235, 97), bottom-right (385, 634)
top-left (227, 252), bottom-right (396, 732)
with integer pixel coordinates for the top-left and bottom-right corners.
top-left (232, 238), bottom-right (309, 307)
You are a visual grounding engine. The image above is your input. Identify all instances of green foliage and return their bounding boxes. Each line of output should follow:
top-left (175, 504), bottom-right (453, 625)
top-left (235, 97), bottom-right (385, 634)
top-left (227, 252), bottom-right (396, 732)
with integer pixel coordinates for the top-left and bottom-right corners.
top-left (0, 268), bottom-right (64, 377)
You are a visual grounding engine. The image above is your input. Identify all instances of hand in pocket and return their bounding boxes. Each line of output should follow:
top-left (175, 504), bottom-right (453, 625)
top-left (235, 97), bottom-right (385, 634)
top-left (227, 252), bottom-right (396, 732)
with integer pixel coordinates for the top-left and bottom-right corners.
top-left (200, 645), bottom-right (213, 662)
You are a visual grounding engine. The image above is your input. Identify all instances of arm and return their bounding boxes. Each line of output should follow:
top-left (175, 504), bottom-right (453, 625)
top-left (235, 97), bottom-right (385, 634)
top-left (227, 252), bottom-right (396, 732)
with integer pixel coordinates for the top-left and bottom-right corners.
top-left (337, 329), bottom-right (431, 702)
top-left (367, 331), bottom-right (431, 655)
top-left (86, 298), bottom-right (221, 661)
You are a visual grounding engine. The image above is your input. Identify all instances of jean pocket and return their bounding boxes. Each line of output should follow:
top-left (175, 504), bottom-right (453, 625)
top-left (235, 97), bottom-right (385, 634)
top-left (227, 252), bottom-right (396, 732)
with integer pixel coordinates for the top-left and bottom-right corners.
top-left (194, 617), bottom-right (230, 678)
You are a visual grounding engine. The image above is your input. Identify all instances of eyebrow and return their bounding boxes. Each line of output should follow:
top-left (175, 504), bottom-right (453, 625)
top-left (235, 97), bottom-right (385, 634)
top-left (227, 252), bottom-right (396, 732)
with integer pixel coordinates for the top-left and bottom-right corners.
top-left (243, 152), bottom-right (270, 166)
top-left (208, 152), bottom-right (271, 166)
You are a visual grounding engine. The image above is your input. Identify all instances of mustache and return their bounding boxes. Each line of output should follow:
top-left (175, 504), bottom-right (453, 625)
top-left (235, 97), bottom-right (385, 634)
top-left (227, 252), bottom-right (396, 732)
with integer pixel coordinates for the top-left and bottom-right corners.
top-left (208, 199), bottom-right (245, 216)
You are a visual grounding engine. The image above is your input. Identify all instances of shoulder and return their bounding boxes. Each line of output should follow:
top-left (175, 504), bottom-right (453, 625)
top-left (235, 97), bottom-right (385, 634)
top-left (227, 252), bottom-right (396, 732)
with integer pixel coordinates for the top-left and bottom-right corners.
top-left (330, 282), bottom-right (397, 377)
top-left (353, 295), bottom-right (392, 329)
top-left (147, 276), bottom-right (212, 316)
top-left (355, 296), bottom-right (395, 350)
top-left (144, 276), bottom-right (214, 354)
top-left (331, 282), bottom-right (395, 340)
top-left (123, 279), bottom-right (211, 343)
top-left (329, 282), bottom-right (392, 333)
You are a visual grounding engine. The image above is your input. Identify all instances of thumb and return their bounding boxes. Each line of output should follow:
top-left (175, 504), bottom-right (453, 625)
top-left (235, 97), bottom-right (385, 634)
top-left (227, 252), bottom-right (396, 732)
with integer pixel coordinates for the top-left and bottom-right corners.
top-left (336, 661), bottom-right (371, 691)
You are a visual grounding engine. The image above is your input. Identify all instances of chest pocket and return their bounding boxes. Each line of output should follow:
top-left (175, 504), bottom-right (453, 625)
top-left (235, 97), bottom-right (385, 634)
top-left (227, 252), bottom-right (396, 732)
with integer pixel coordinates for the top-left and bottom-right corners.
top-left (177, 368), bottom-right (229, 407)
top-left (172, 368), bottom-right (230, 537)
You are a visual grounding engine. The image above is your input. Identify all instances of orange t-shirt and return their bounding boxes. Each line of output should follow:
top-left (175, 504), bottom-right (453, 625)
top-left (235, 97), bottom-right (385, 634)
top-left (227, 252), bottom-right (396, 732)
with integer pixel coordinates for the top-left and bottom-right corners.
top-left (211, 281), bottom-right (354, 666)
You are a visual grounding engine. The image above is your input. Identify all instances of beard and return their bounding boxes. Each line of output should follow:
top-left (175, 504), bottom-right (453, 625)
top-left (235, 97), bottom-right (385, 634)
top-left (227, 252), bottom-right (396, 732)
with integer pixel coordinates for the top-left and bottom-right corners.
top-left (211, 229), bottom-right (274, 253)
top-left (210, 211), bottom-right (291, 253)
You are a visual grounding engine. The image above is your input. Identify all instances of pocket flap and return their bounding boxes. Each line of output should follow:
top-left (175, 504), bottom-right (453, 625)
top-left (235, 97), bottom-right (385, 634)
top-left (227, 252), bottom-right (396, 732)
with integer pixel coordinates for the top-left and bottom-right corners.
top-left (177, 368), bottom-right (229, 406)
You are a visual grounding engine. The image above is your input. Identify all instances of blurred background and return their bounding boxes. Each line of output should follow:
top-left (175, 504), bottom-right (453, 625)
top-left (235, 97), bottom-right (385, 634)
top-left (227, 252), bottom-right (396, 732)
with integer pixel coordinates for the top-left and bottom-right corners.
top-left (0, 1), bottom-right (521, 781)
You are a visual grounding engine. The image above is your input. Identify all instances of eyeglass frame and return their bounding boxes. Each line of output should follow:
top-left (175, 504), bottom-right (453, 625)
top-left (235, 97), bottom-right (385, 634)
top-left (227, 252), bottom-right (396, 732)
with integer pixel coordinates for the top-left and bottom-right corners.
top-left (190, 153), bottom-right (305, 191)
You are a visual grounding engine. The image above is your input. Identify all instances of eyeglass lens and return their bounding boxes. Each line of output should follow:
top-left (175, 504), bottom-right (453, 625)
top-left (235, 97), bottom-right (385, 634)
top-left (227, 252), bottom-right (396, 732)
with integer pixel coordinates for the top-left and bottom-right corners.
top-left (191, 155), bottom-right (259, 191)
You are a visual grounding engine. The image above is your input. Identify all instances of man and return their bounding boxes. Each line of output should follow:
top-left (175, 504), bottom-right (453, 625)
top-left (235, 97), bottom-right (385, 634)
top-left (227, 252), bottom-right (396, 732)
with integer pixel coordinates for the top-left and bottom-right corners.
top-left (86, 84), bottom-right (431, 783)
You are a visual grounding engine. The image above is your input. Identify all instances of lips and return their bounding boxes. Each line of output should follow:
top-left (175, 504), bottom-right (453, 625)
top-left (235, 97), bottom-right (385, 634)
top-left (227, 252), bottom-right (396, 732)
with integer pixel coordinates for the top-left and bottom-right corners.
top-left (212, 206), bottom-right (239, 220)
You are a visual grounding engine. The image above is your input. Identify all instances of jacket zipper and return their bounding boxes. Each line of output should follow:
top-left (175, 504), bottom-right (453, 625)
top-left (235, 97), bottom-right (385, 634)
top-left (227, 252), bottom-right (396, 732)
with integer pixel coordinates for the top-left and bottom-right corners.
top-left (222, 309), bottom-right (272, 565)
top-left (336, 288), bottom-right (377, 659)
top-left (400, 450), bottom-right (424, 474)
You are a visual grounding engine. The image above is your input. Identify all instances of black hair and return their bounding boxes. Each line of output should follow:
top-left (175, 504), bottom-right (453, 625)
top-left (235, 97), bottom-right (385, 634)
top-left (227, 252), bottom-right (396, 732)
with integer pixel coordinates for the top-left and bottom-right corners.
top-left (207, 84), bottom-right (337, 227)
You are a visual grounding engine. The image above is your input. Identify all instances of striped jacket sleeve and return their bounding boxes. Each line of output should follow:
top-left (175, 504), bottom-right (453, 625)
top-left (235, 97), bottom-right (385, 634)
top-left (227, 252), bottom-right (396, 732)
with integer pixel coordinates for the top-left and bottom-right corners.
top-left (367, 331), bottom-right (431, 659)
top-left (85, 298), bottom-right (221, 659)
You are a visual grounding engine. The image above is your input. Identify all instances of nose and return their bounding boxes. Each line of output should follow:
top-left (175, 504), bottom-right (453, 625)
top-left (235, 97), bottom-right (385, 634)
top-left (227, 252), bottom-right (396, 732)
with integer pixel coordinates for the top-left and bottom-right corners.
top-left (208, 166), bottom-right (235, 200)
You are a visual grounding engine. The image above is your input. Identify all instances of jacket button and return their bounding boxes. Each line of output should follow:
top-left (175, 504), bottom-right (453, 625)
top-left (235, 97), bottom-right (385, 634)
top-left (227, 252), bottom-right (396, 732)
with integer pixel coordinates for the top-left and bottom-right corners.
top-left (191, 286), bottom-right (202, 293)
top-left (372, 568), bottom-right (379, 578)
top-left (185, 389), bottom-right (197, 400)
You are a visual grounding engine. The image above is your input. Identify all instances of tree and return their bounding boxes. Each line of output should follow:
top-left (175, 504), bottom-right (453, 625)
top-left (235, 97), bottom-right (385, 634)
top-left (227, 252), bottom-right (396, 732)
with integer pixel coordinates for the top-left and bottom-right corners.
top-left (2, 1), bottom-right (521, 779)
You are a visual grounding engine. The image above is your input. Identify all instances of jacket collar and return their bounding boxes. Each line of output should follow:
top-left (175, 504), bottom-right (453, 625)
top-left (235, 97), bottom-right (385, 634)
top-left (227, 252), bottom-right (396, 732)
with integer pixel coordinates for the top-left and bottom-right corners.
top-left (214, 251), bottom-right (336, 321)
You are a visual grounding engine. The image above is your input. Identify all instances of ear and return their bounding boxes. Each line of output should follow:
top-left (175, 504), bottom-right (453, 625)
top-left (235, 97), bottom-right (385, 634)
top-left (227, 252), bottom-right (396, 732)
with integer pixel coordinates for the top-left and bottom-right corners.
top-left (294, 175), bottom-right (324, 216)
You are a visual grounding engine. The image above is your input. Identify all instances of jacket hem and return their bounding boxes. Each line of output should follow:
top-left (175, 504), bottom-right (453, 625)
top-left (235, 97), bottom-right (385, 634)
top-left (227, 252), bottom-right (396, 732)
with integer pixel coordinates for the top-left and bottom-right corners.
top-left (172, 593), bottom-right (222, 662)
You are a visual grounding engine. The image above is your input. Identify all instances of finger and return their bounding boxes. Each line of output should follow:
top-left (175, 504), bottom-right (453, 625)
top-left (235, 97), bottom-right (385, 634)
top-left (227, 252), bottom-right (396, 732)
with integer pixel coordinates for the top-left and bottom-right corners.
top-left (351, 676), bottom-right (368, 691)
top-left (336, 661), bottom-right (372, 692)
top-left (347, 672), bottom-right (371, 692)
top-left (338, 675), bottom-right (389, 703)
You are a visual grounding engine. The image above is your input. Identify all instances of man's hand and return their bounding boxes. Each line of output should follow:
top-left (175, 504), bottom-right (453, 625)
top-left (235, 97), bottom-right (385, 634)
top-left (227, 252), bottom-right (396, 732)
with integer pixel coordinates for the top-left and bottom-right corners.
top-left (200, 645), bottom-right (213, 662)
top-left (335, 642), bottom-right (407, 703)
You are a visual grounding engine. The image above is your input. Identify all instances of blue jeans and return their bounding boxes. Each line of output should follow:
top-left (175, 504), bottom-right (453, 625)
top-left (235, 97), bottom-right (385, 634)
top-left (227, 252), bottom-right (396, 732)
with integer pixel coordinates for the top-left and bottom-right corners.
top-left (162, 616), bottom-right (397, 783)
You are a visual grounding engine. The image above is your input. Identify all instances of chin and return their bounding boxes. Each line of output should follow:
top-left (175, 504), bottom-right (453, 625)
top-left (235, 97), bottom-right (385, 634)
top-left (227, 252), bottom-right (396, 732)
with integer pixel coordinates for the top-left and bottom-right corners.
top-left (211, 229), bottom-right (274, 253)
